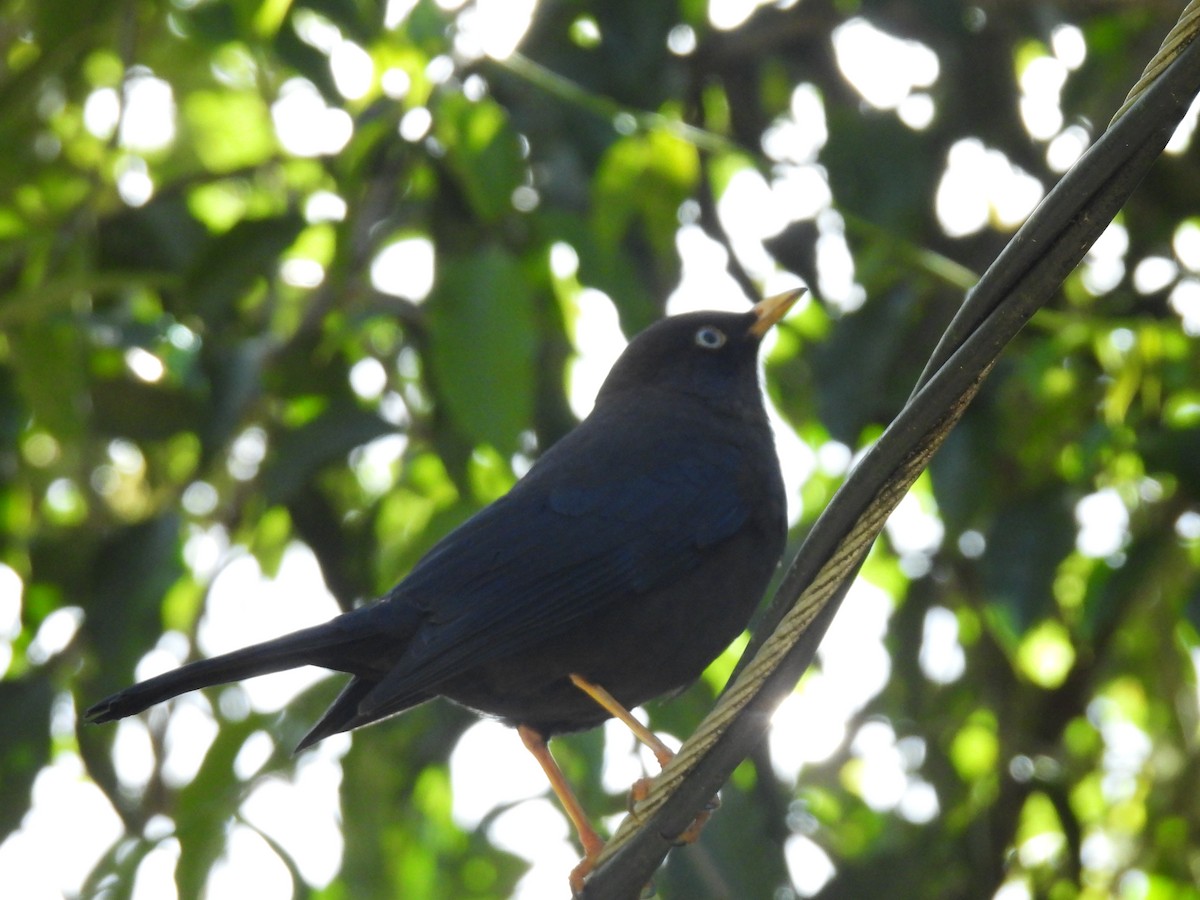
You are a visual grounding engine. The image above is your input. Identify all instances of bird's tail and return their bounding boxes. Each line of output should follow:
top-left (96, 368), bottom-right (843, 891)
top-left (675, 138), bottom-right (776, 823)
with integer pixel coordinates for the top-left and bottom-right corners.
top-left (84, 615), bottom-right (383, 724)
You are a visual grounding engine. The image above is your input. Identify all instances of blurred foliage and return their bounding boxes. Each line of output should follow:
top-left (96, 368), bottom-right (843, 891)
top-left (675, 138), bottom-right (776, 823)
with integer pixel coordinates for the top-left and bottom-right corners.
top-left (1, 0), bottom-right (1199, 898)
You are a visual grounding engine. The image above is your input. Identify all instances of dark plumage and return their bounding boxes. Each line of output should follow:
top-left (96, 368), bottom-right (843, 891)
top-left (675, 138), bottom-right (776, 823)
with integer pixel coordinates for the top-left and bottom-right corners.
top-left (85, 291), bottom-right (799, 885)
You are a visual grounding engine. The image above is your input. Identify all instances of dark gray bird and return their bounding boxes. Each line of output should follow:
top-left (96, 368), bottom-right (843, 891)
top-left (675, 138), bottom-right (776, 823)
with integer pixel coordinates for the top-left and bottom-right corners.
top-left (86, 290), bottom-right (799, 888)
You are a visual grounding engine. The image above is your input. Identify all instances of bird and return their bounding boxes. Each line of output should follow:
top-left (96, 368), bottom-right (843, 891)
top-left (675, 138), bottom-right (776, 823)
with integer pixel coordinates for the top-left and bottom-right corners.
top-left (85, 289), bottom-right (800, 891)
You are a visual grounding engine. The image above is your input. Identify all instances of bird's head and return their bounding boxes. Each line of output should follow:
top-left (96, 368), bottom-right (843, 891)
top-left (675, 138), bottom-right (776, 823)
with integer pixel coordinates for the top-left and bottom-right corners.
top-left (595, 289), bottom-right (804, 409)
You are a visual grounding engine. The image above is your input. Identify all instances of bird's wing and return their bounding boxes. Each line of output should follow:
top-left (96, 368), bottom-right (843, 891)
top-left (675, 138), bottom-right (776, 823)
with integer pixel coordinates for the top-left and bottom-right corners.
top-left (358, 443), bottom-right (750, 714)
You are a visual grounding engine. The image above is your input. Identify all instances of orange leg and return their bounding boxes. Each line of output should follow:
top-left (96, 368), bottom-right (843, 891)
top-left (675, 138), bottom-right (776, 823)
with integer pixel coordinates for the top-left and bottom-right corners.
top-left (517, 724), bottom-right (604, 894)
top-left (569, 673), bottom-right (719, 847)
top-left (568, 673), bottom-right (674, 767)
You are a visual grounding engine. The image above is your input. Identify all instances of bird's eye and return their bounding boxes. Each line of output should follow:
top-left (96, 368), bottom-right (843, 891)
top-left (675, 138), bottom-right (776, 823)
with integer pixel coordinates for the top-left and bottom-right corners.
top-left (694, 326), bottom-right (727, 349)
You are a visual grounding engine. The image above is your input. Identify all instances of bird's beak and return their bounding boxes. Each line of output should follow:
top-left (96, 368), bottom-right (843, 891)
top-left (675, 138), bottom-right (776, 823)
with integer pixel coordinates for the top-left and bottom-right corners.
top-left (749, 288), bottom-right (805, 338)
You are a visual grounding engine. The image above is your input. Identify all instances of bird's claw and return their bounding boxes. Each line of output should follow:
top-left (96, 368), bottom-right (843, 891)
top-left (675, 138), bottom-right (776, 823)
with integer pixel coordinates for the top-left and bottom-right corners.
top-left (672, 794), bottom-right (720, 846)
top-left (629, 775), bottom-right (654, 809)
top-left (569, 784), bottom-right (719, 895)
top-left (626, 777), bottom-right (720, 845)
top-left (571, 851), bottom-right (659, 898)
top-left (569, 855), bottom-right (595, 896)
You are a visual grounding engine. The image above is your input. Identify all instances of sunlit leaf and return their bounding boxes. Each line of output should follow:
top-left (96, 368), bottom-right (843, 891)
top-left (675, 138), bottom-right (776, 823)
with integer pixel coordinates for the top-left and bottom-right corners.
top-left (184, 90), bottom-right (278, 172)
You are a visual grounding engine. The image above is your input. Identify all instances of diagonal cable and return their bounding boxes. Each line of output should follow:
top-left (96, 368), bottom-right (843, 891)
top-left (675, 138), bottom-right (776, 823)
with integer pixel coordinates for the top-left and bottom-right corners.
top-left (581, 10), bottom-right (1200, 898)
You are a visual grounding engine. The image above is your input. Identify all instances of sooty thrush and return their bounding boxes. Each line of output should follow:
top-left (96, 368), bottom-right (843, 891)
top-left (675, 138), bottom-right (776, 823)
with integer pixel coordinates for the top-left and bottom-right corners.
top-left (85, 289), bottom-right (801, 891)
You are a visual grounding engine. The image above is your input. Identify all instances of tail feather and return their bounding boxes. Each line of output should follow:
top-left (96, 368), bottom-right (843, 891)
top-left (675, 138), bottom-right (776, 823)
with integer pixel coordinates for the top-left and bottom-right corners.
top-left (294, 676), bottom-right (434, 751)
top-left (85, 620), bottom-right (375, 724)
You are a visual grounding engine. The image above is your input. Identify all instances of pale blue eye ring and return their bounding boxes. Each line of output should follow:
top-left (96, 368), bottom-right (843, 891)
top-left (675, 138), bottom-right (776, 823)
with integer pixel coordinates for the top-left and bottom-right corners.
top-left (694, 326), bottom-right (726, 349)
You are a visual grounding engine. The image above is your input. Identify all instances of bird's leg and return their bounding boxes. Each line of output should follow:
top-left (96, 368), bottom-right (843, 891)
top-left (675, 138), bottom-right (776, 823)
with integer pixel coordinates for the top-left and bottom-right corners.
top-left (568, 673), bottom-right (673, 766)
top-left (568, 673), bottom-right (719, 846)
top-left (517, 724), bottom-right (604, 894)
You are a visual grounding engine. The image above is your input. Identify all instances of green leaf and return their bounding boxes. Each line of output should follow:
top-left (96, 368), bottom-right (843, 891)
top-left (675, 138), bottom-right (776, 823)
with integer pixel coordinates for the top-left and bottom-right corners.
top-left (185, 213), bottom-right (306, 326)
top-left (78, 834), bottom-right (153, 900)
top-left (97, 193), bottom-right (209, 275)
top-left (199, 337), bottom-right (269, 464)
top-left (436, 93), bottom-right (526, 223)
top-left (809, 285), bottom-right (932, 443)
top-left (0, 675), bottom-right (54, 843)
top-left (7, 320), bottom-right (88, 441)
top-left (337, 705), bottom-right (525, 899)
top-left (173, 716), bottom-right (260, 899)
top-left (426, 246), bottom-right (537, 451)
top-left (981, 491), bottom-right (1076, 637)
top-left (183, 90), bottom-right (277, 173)
top-left (263, 403), bottom-right (396, 504)
top-left (82, 514), bottom-right (186, 690)
top-left (534, 209), bottom-right (657, 330)
top-left (90, 378), bottom-right (206, 441)
top-left (592, 128), bottom-right (699, 258)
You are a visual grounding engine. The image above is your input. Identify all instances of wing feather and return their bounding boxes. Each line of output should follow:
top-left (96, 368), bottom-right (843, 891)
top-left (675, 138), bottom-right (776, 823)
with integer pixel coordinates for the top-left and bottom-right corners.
top-left (358, 441), bottom-right (750, 716)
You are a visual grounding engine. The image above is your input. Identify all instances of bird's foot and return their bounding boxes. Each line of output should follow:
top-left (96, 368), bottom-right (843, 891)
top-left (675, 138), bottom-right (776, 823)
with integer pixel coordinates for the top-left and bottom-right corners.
top-left (567, 824), bottom-right (609, 895)
top-left (673, 793), bottom-right (720, 845)
top-left (628, 777), bottom-right (721, 845)
top-left (569, 854), bottom-right (595, 896)
top-left (628, 774), bottom-right (654, 807)
top-left (570, 846), bottom-right (660, 898)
